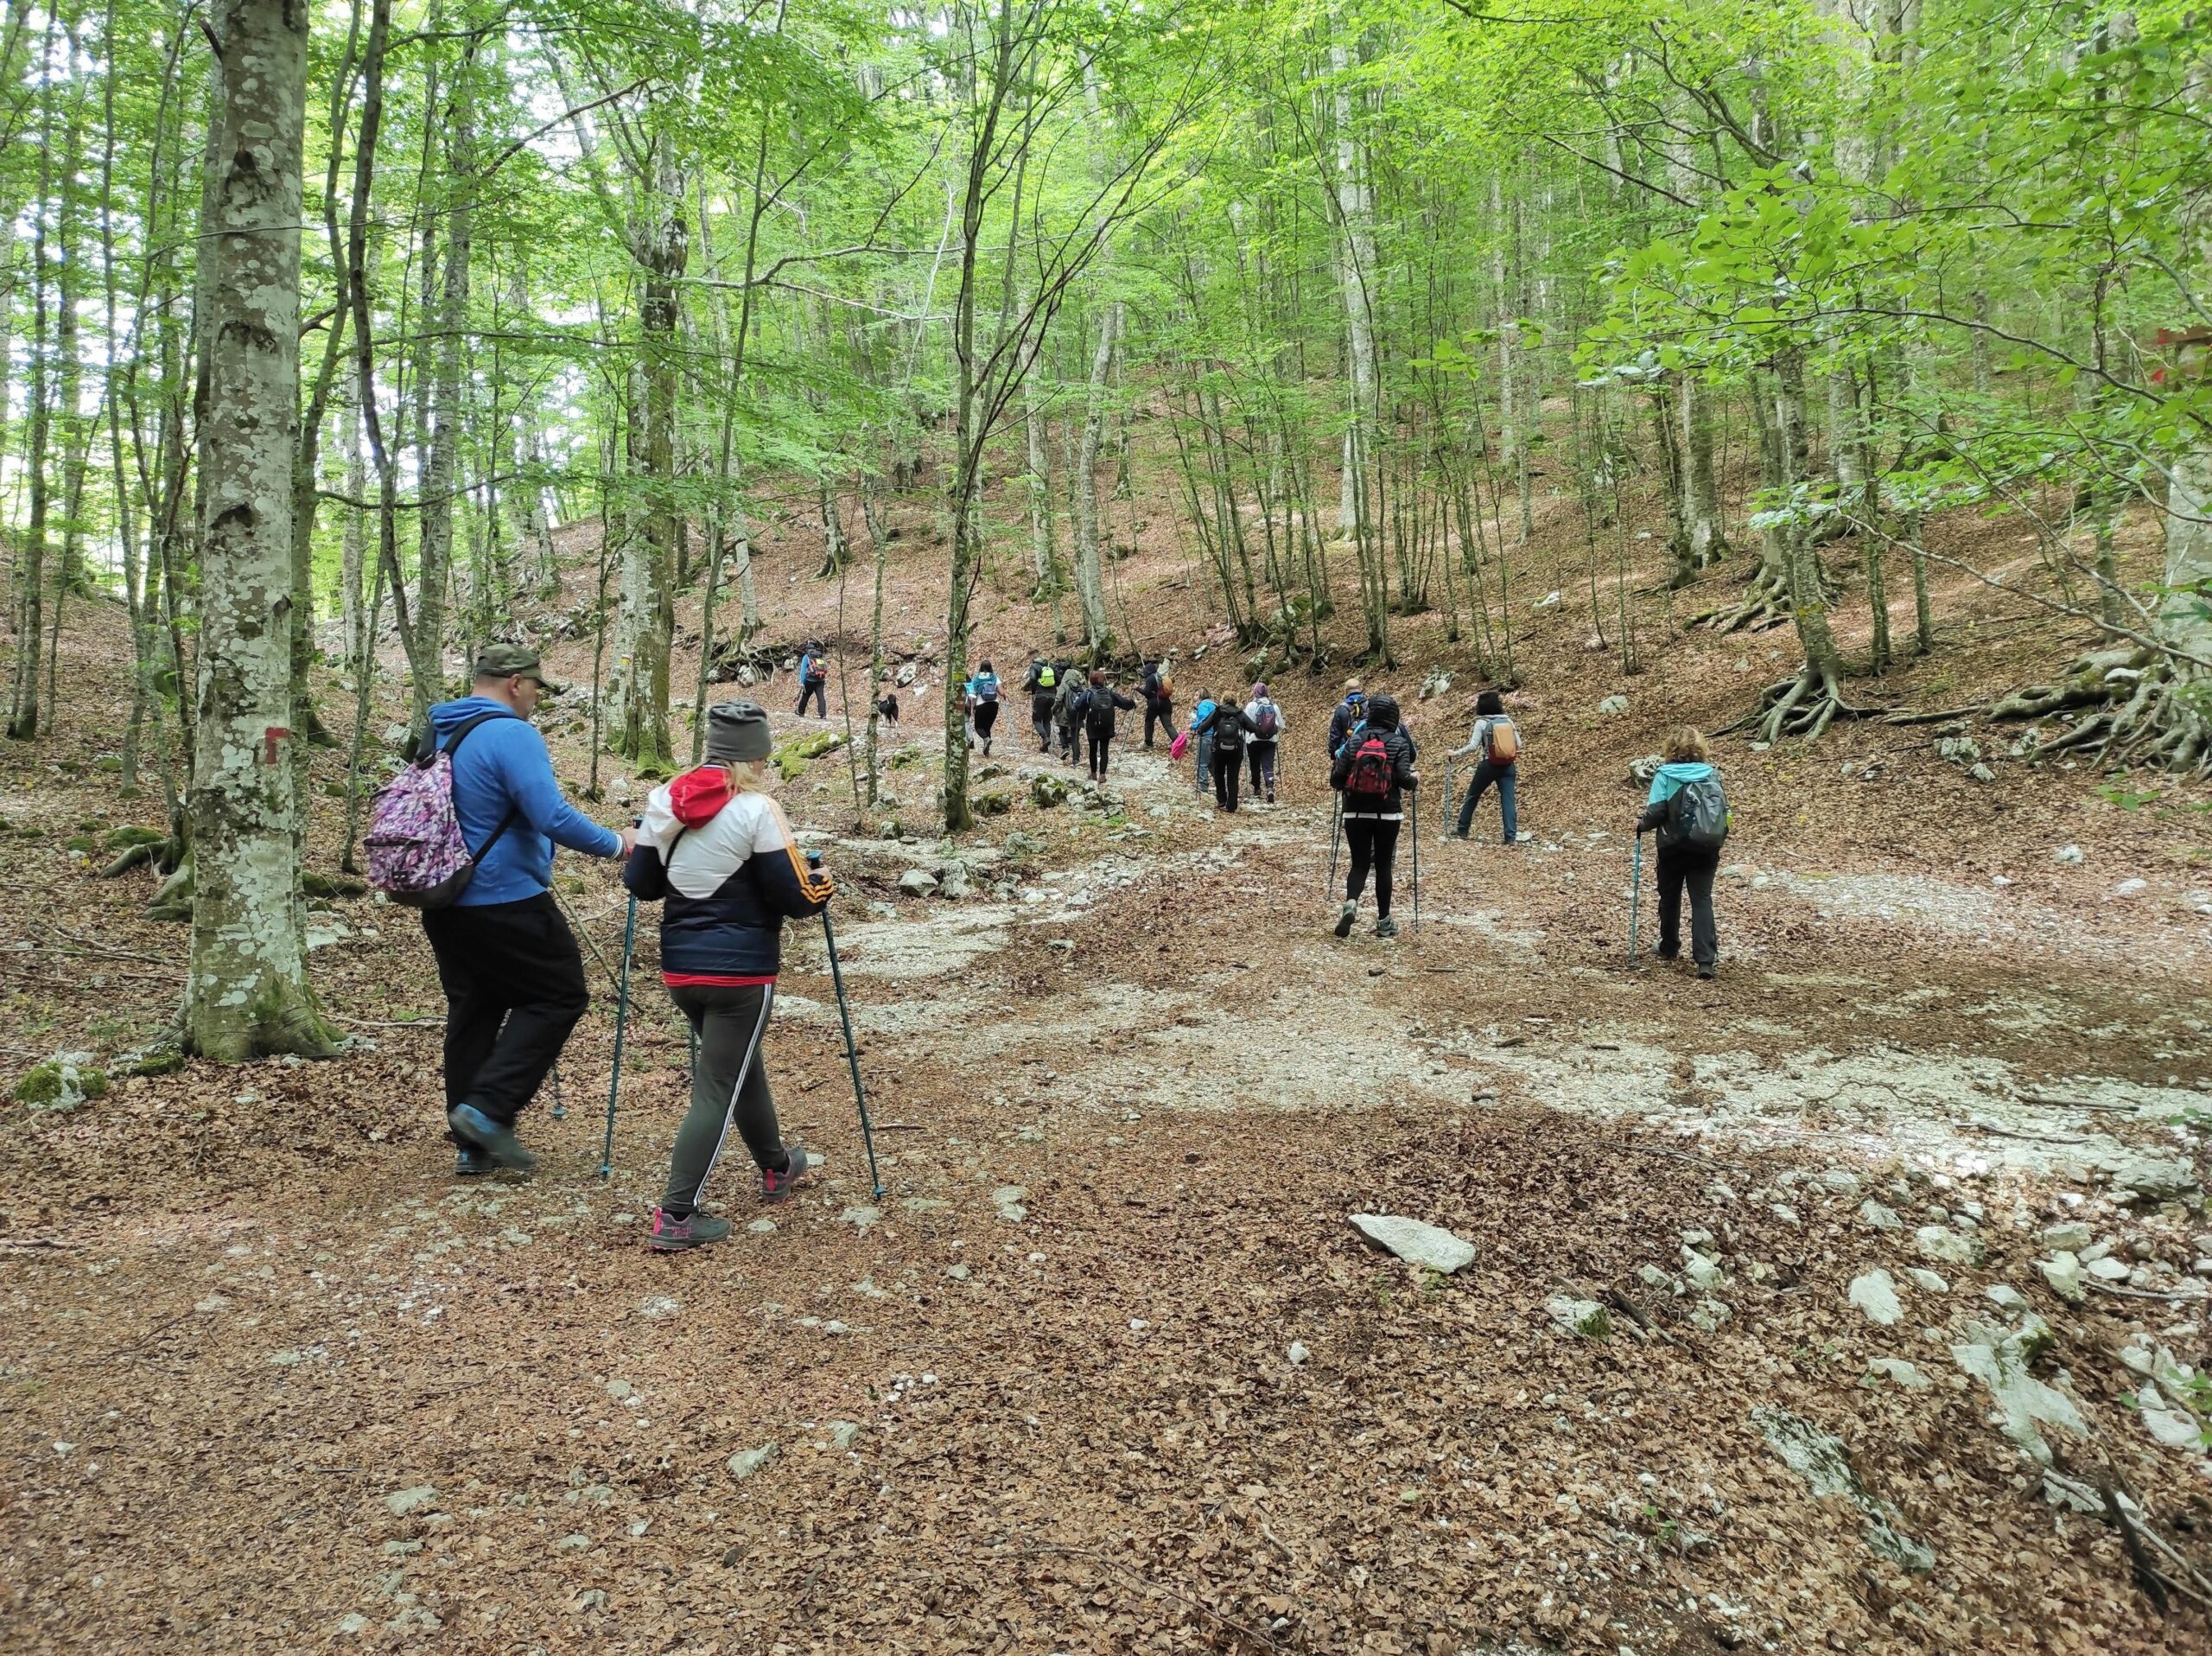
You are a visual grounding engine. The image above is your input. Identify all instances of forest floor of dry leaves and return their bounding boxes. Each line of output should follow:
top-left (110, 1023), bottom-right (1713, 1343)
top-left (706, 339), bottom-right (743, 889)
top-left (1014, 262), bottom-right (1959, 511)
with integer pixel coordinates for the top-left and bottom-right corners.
top-left (5, 461), bottom-right (2212, 1655)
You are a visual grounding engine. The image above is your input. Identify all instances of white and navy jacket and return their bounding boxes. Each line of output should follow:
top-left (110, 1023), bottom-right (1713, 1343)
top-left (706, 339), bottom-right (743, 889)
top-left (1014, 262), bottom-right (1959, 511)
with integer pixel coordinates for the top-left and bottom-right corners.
top-left (622, 778), bottom-right (833, 984)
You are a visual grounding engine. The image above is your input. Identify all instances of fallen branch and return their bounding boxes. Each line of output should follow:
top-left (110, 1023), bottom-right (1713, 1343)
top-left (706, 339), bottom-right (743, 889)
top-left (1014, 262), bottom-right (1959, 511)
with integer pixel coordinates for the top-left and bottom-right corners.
top-left (2085, 1279), bottom-right (2209, 1303)
top-left (1884, 703), bottom-right (1987, 726)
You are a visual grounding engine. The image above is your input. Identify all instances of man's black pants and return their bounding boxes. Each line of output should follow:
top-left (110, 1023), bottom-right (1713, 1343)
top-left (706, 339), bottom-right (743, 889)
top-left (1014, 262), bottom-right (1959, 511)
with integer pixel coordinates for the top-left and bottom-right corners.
top-left (1144, 697), bottom-right (1176, 746)
top-left (796, 680), bottom-right (827, 717)
top-left (423, 893), bottom-right (589, 1129)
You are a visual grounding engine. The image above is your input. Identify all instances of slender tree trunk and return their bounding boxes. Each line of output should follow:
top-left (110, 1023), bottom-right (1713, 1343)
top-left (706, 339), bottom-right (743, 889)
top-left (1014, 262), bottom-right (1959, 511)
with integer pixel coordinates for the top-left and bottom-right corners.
top-left (182, 0), bottom-right (330, 1060)
top-left (6, 16), bottom-right (58, 741)
top-left (416, 31), bottom-right (475, 698)
top-left (1683, 376), bottom-right (1726, 570)
top-left (1073, 303), bottom-right (1118, 657)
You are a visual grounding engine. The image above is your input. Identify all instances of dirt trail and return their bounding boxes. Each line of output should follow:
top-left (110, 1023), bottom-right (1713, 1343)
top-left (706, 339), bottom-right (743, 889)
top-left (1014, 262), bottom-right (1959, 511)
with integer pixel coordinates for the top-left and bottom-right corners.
top-left (10, 693), bottom-right (2211, 1653)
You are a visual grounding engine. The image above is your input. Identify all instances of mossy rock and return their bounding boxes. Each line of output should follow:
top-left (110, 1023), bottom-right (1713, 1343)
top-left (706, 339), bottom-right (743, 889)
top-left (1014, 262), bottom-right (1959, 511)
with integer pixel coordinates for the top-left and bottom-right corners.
top-left (65, 835), bottom-right (96, 855)
top-left (124, 1048), bottom-right (186, 1079)
top-left (105, 825), bottom-right (166, 852)
top-left (302, 871), bottom-right (369, 900)
top-left (888, 746), bottom-right (923, 769)
top-left (770, 731), bottom-right (847, 782)
top-left (93, 755), bottom-right (124, 774)
top-left (13, 1058), bottom-right (109, 1110)
top-left (973, 791), bottom-right (1013, 818)
top-left (1029, 774), bottom-right (1071, 809)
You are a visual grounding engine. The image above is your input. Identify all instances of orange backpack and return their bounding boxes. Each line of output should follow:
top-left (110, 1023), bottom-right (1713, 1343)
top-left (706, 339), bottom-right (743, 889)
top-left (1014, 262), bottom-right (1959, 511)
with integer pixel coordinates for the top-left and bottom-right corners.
top-left (1487, 718), bottom-right (1520, 766)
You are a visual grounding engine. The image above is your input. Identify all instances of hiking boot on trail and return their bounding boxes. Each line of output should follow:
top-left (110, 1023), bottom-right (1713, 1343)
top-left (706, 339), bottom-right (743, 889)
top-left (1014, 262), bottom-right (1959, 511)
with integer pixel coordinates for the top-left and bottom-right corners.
top-left (648, 1207), bottom-right (733, 1252)
top-left (1333, 901), bottom-right (1357, 939)
top-left (1374, 915), bottom-right (1400, 939)
top-left (1697, 963), bottom-right (1718, 980)
top-left (454, 1144), bottom-right (498, 1178)
top-left (761, 1143), bottom-right (813, 1202)
top-left (447, 1103), bottom-right (537, 1173)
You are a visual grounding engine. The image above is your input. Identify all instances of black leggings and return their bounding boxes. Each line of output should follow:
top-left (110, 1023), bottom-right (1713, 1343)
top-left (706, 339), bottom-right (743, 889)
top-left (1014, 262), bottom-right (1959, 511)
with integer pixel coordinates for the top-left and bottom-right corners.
top-left (1087, 728), bottom-right (1113, 779)
top-left (1344, 818), bottom-right (1401, 917)
top-left (1211, 743), bottom-right (1243, 811)
top-left (1248, 740), bottom-right (1278, 796)
top-left (796, 680), bottom-right (827, 717)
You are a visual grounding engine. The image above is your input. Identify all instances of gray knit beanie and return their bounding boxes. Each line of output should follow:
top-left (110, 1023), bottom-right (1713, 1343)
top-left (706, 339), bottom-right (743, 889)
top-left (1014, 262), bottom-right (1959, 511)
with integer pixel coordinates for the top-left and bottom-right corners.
top-left (705, 699), bottom-right (774, 764)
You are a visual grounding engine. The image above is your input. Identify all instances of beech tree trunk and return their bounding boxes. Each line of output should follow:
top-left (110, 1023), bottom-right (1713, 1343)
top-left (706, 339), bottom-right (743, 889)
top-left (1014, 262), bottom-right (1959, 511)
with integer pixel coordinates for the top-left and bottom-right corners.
top-left (183, 0), bottom-right (330, 1060)
top-left (1073, 301), bottom-right (1118, 657)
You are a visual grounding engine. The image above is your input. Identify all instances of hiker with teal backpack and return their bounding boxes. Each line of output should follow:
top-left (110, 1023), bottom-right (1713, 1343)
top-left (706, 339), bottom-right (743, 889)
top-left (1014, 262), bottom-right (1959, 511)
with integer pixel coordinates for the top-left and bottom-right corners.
top-left (1188, 690), bottom-right (1217, 793)
top-left (795, 640), bottom-right (830, 718)
top-left (1636, 724), bottom-right (1729, 978)
top-left (966, 660), bottom-right (1001, 756)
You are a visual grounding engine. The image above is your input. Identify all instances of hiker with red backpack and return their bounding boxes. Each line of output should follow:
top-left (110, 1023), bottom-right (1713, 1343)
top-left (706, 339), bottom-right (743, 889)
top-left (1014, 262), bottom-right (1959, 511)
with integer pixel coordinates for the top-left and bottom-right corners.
top-left (795, 640), bottom-right (830, 718)
top-left (1243, 682), bottom-right (1285, 803)
top-left (380, 645), bottom-right (634, 1176)
top-left (1192, 692), bottom-right (1258, 812)
top-left (1328, 692), bottom-right (1418, 939)
top-left (1636, 724), bottom-right (1729, 978)
top-left (622, 701), bottom-right (834, 1249)
top-left (1449, 690), bottom-right (1521, 844)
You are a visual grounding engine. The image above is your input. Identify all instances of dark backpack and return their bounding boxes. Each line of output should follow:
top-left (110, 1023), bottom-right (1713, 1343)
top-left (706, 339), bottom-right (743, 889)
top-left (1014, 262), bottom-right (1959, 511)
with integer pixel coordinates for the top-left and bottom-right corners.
top-left (1344, 733), bottom-right (1394, 801)
top-left (1669, 775), bottom-right (1730, 850)
top-left (1084, 688), bottom-right (1118, 735)
top-left (1251, 701), bottom-right (1279, 739)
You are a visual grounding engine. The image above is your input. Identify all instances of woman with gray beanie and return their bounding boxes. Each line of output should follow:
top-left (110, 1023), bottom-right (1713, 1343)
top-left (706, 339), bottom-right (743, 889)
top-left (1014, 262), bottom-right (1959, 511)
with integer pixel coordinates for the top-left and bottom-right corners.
top-left (623, 700), bottom-right (834, 1250)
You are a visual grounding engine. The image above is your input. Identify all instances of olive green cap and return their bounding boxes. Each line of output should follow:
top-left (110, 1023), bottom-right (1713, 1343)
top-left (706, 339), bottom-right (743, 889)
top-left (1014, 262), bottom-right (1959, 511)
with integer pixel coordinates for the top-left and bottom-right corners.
top-left (473, 643), bottom-right (563, 693)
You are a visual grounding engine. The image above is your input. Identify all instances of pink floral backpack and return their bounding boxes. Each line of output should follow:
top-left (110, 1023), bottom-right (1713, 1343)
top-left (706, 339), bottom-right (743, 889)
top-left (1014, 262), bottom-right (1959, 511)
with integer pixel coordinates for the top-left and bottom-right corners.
top-left (365, 712), bottom-right (519, 909)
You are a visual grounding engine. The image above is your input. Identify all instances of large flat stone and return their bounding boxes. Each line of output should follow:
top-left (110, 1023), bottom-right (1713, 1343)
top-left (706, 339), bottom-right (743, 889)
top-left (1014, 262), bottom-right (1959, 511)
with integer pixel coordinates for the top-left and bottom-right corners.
top-left (1347, 1213), bottom-right (1476, 1274)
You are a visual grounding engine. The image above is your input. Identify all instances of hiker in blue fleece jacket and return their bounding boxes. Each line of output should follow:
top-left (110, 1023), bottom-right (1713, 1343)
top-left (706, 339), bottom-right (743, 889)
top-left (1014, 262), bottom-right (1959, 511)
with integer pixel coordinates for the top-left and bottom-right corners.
top-left (1635, 724), bottom-right (1723, 977)
top-left (423, 646), bottom-right (632, 1177)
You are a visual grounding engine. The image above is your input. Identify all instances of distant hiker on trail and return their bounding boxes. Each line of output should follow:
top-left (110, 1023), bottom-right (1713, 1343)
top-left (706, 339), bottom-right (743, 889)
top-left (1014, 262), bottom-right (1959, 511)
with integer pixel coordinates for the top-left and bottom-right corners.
top-left (624, 701), bottom-right (832, 1250)
top-left (1188, 690), bottom-right (1217, 793)
top-left (1329, 691), bottom-right (1417, 939)
top-left (1052, 664), bottom-right (1084, 764)
top-left (876, 690), bottom-right (899, 728)
top-left (966, 660), bottom-right (1001, 756)
top-left (1636, 725), bottom-right (1729, 979)
top-left (1328, 678), bottom-right (1369, 757)
top-left (1192, 692), bottom-right (1257, 812)
top-left (423, 646), bottom-right (634, 1176)
top-left (1141, 657), bottom-right (1179, 748)
top-left (1449, 690), bottom-right (1520, 844)
top-left (795, 640), bottom-right (830, 718)
top-left (1243, 682), bottom-right (1284, 804)
top-left (1081, 670), bottom-right (1135, 781)
top-left (1022, 656), bottom-right (1058, 752)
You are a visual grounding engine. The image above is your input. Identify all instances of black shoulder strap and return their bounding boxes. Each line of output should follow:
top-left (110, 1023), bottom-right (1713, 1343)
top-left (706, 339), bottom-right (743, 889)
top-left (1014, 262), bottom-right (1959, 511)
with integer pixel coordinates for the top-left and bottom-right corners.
top-left (441, 710), bottom-right (524, 862)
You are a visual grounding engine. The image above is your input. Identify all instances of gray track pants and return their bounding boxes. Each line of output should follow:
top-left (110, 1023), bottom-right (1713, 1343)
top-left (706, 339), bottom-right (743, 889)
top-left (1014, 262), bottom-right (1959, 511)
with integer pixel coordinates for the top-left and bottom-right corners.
top-left (661, 982), bottom-right (792, 1217)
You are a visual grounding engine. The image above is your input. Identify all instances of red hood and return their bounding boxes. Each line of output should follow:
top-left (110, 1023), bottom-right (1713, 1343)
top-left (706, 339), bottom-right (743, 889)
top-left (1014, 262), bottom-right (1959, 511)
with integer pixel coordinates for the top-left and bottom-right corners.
top-left (666, 765), bottom-right (734, 828)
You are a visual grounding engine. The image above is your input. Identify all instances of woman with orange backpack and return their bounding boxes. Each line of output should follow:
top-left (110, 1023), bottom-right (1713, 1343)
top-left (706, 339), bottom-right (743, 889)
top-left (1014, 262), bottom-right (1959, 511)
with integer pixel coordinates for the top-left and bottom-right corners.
top-left (1449, 690), bottom-right (1520, 844)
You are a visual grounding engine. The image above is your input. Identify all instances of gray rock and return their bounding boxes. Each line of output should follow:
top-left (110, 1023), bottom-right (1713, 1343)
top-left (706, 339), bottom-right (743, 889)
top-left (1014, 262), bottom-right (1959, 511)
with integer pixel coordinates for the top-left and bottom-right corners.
top-left (1858, 1199), bottom-right (1902, 1232)
top-left (385, 1485), bottom-right (438, 1517)
top-left (896, 869), bottom-right (939, 896)
top-left (336, 1614), bottom-right (372, 1636)
top-left (727, 1443), bottom-right (779, 1481)
top-left (556, 1533), bottom-right (591, 1552)
top-left (1849, 1269), bottom-right (1904, 1326)
top-left (2039, 1220), bottom-right (2093, 1252)
top-left (1985, 1284), bottom-right (2029, 1313)
top-left (1754, 1407), bottom-right (1934, 1572)
top-left (1820, 1169), bottom-right (1863, 1196)
top-left (1682, 1252), bottom-right (1726, 1293)
top-left (1597, 693), bottom-right (1630, 716)
top-left (2097, 1150), bottom-right (2198, 1200)
top-left (2053, 844), bottom-right (2084, 865)
top-left (1915, 1225), bottom-right (1984, 1266)
top-left (1349, 1213), bottom-right (1476, 1273)
top-left (1545, 1295), bottom-right (1612, 1340)
top-left (829, 1421), bottom-right (861, 1452)
top-left (839, 1206), bottom-right (882, 1230)
top-left (747, 1218), bottom-right (777, 1234)
top-left (1867, 1357), bottom-right (1930, 1392)
top-left (944, 1264), bottom-right (970, 1281)
top-left (1689, 1298), bottom-right (1732, 1333)
top-left (1951, 1318), bottom-right (2084, 1464)
top-left (1287, 1341), bottom-right (1310, 1366)
top-left (2085, 1254), bottom-right (2133, 1281)
top-left (1906, 1268), bottom-right (1950, 1294)
top-left (2039, 1252), bottom-right (2086, 1303)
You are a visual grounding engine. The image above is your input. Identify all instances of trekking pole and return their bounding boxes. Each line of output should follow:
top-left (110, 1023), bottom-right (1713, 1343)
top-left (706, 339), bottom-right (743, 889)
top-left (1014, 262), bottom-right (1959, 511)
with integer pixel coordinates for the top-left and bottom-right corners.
top-left (1326, 793), bottom-right (1343, 896)
top-left (550, 1063), bottom-right (566, 1120)
top-left (1411, 784), bottom-right (1421, 933)
top-left (598, 895), bottom-right (638, 1181)
top-left (807, 851), bottom-right (884, 1199)
top-left (1628, 832), bottom-right (1643, 968)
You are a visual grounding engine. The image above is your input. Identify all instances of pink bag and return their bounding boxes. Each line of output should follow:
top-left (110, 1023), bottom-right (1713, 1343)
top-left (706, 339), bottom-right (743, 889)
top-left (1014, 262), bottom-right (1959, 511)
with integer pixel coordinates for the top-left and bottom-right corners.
top-left (1169, 729), bottom-right (1189, 761)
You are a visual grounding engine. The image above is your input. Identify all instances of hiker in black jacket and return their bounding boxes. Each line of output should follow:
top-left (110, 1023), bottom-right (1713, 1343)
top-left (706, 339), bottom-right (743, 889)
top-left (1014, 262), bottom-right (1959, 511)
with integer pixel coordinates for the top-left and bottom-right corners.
top-left (1328, 692), bottom-right (1418, 939)
top-left (1080, 670), bottom-right (1135, 781)
top-left (1141, 658), bottom-right (1179, 748)
top-left (1192, 695), bottom-right (1257, 812)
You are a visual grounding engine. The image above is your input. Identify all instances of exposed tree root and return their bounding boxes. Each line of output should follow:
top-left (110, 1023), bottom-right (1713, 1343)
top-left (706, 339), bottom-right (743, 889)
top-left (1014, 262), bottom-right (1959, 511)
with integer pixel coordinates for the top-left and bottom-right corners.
top-left (1694, 562), bottom-right (1793, 634)
top-left (1723, 659), bottom-right (1883, 743)
top-left (1993, 647), bottom-right (2211, 776)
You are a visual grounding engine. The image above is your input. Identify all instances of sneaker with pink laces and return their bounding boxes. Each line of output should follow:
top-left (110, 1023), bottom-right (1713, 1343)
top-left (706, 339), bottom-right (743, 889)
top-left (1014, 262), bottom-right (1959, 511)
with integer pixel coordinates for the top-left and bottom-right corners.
top-left (760, 1144), bottom-right (812, 1202)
